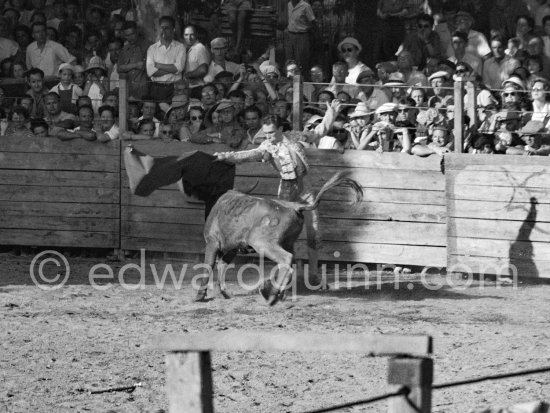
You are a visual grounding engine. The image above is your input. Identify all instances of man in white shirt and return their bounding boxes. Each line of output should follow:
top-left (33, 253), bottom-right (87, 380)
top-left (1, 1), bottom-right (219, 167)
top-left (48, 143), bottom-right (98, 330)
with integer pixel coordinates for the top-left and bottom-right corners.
top-left (146, 16), bottom-right (186, 105)
top-left (26, 21), bottom-right (76, 76)
top-left (183, 25), bottom-right (210, 100)
top-left (0, 17), bottom-right (20, 62)
top-left (446, 11), bottom-right (491, 61)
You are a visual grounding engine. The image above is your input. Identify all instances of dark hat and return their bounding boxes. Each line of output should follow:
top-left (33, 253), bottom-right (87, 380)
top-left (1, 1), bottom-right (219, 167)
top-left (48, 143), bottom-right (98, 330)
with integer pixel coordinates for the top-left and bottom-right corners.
top-left (451, 30), bottom-right (468, 43)
top-left (455, 11), bottom-right (474, 23)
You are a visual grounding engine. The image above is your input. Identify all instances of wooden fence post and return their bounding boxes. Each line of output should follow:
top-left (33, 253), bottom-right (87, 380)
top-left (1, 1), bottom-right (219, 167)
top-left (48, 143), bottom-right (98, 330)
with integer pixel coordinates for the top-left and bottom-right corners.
top-left (166, 351), bottom-right (214, 413)
top-left (387, 357), bottom-right (433, 413)
top-left (453, 78), bottom-right (465, 153)
top-left (293, 74), bottom-right (303, 131)
top-left (465, 80), bottom-right (477, 128)
top-left (118, 76), bottom-right (128, 133)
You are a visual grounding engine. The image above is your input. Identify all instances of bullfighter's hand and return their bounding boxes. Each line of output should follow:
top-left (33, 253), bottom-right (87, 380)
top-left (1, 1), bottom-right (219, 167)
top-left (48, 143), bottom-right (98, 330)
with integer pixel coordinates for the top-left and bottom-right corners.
top-left (214, 152), bottom-right (229, 160)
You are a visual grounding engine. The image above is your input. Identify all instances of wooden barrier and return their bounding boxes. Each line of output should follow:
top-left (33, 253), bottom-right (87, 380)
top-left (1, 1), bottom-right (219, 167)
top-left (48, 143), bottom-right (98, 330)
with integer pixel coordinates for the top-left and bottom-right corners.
top-left (0, 136), bottom-right (121, 248)
top-left (446, 153), bottom-right (550, 278)
top-left (120, 141), bottom-right (447, 267)
top-left (154, 332), bottom-right (433, 413)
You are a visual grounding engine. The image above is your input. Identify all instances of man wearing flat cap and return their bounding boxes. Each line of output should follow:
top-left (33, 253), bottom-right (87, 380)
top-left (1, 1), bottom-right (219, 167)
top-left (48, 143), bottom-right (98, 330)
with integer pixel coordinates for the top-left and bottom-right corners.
top-left (448, 30), bottom-right (482, 75)
top-left (446, 11), bottom-right (490, 60)
top-left (204, 37), bottom-right (240, 84)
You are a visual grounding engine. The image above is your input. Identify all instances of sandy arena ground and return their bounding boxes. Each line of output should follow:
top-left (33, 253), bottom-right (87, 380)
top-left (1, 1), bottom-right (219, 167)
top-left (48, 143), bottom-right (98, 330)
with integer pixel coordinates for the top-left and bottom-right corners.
top-left (1, 251), bottom-right (550, 413)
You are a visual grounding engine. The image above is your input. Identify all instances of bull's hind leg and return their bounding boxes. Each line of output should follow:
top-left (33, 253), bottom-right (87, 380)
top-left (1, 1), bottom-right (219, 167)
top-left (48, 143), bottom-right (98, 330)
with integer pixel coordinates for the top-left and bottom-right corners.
top-left (194, 242), bottom-right (218, 302)
top-left (216, 250), bottom-right (237, 299)
top-left (255, 243), bottom-right (294, 306)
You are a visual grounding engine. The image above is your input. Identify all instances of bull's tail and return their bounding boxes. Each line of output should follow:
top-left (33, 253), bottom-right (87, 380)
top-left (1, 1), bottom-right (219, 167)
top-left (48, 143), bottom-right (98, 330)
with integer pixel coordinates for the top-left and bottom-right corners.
top-left (297, 172), bottom-right (363, 212)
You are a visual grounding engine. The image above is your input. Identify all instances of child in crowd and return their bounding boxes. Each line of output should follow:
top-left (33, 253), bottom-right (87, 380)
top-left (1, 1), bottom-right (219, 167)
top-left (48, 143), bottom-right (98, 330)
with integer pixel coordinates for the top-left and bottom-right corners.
top-left (30, 118), bottom-right (49, 137)
top-left (83, 56), bottom-right (108, 115)
top-left (121, 118), bottom-right (156, 141)
top-left (50, 63), bottom-right (83, 114)
top-left (25, 68), bottom-right (48, 118)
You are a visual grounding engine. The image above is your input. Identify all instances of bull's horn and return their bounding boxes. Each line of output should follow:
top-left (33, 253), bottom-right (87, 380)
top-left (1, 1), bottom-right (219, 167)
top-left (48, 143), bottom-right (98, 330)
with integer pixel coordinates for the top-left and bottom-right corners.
top-left (235, 180), bottom-right (259, 194)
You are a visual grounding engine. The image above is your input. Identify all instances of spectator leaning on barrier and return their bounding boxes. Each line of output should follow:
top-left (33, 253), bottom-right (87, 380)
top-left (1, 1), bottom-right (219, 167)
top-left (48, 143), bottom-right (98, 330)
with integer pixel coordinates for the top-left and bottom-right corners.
top-left (183, 24), bottom-right (210, 100)
top-left (26, 21), bottom-right (76, 76)
top-left (43, 91), bottom-right (76, 133)
top-left (95, 104), bottom-right (119, 143)
top-left (146, 16), bottom-right (186, 105)
top-left (4, 105), bottom-right (33, 137)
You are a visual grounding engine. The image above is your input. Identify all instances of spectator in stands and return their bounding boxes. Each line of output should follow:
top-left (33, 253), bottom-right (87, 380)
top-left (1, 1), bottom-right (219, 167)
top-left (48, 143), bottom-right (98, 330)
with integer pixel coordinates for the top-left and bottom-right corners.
top-left (31, 118), bottom-right (49, 137)
top-left (0, 17), bottom-right (20, 63)
top-left (59, 104), bottom-right (97, 141)
top-left (326, 61), bottom-right (358, 97)
top-left (400, 13), bottom-right (442, 70)
top-left (222, 0), bottom-right (252, 56)
top-left (43, 91), bottom-right (77, 133)
top-left (95, 105), bottom-right (119, 143)
top-left (448, 30), bottom-right (482, 75)
top-left (58, 0), bottom-right (82, 38)
top-left (122, 117), bottom-right (155, 141)
top-left (500, 78), bottom-right (524, 107)
top-left (337, 37), bottom-right (370, 84)
top-left (49, 63), bottom-right (82, 114)
top-left (529, 78), bottom-right (550, 128)
top-left (83, 56), bottom-right (108, 115)
top-left (396, 49), bottom-right (427, 86)
top-left (513, 120), bottom-right (550, 155)
top-left (355, 68), bottom-right (389, 111)
top-left (190, 98), bottom-right (246, 148)
top-left (12, 62), bottom-right (26, 79)
top-left (25, 67), bottom-right (48, 118)
top-left (411, 124), bottom-right (451, 156)
top-left (138, 96), bottom-right (160, 137)
top-left (345, 101), bottom-right (373, 149)
top-left (26, 21), bottom-right (76, 76)
top-left (305, 65), bottom-right (326, 103)
top-left (515, 15), bottom-right (536, 51)
top-left (117, 21), bottom-right (148, 101)
top-left (242, 105), bottom-right (264, 146)
top-left (204, 37), bottom-right (239, 84)
top-left (4, 105), bottom-right (33, 137)
top-left (146, 16), bottom-right (186, 104)
top-left (409, 86), bottom-right (426, 108)
top-left (427, 71), bottom-right (452, 108)
top-left (47, 0), bottom-right (65, 31)
top-left (450, 11), bottom-right (491, 60)
top-left (3, 8), bottom-right (22, 31)
top-left (385, 72), bottom-right (408, 104)
top-left (483, 34), bottom-right (522, 90)
top-left (526, 36), bottom-right (550, 80)
top-left (200, 83), bottom-right (219, 112)
top-left (286, 0), bottom-right (316, 74)
top-left (106, 37), bottom-right (122, 92)
top-left (179, 105), bottom-right (206, 142)
top-left (183, 24), bottom-right (210, 100)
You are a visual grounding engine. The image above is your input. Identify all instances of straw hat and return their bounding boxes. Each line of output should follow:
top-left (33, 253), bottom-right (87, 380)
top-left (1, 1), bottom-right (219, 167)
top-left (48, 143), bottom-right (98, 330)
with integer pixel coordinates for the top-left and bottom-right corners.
top-left (428, 70), bottom-right (449, 83)
top-left (58, 63), bottom-right (74, 74)
top-left (375, 102), bottom-right (398, 115)
top-left (348, 102), bottom-right (370, 118)
top-left (214, 99), bottom-right (235, 112)
top-left (337, 37), bottom-right (362, 53)
top-left (85, 56), bottom-right (107, 76)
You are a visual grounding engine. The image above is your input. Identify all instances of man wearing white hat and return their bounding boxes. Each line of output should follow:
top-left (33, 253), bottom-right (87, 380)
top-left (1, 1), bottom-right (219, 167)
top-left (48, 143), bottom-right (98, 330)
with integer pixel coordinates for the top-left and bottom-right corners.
top-left (204, 37), bottom-right (240, 84)
top-left (337, 37), bottom-right (372, 84)
top-left (427, 71), bottom-right (452, 108)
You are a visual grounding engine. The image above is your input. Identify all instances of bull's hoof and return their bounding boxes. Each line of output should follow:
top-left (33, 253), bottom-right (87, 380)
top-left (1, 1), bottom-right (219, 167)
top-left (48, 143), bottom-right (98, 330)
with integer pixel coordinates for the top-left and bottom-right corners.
top-left (219, 289), bottom-right (232, 300)
top-left (193, 289), bottom-right (208, 302)
top-left (259, 281), bottom-right (284, 306)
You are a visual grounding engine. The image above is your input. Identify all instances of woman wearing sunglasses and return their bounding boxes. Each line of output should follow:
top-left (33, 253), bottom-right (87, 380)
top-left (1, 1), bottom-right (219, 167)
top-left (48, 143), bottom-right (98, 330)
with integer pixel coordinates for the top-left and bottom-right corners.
top-left (179, 105), bottom-right (206, 142)
top-left (529, 77), bottom-right (550, 128)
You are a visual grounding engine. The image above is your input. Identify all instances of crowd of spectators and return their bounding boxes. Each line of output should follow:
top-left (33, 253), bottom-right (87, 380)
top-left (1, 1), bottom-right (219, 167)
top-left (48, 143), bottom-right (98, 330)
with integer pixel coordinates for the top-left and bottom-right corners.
top-left (1, 0), bottom-right (550, 157)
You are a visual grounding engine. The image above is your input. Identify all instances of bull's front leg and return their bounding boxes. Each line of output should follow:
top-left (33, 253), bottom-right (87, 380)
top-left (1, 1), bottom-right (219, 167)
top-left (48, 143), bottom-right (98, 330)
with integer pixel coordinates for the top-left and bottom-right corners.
top-left (255, 243), bottom-right (294, 306)
top-left (194, 243), bottom-right (219, 302)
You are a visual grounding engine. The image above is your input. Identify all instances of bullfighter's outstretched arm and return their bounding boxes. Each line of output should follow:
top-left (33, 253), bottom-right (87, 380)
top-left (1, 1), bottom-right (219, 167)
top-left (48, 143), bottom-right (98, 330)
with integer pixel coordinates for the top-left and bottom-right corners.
top-left (214, 145), bottom-right (266, 163)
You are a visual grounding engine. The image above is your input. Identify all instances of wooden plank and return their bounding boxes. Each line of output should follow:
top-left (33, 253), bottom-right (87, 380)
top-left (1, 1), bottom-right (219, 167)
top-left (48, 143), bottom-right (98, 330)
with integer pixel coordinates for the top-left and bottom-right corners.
top-left (307, 150), bottom-right (443, 171)
top-left (295, 241), bottom-right (447, 267)
top-left (448, 236), bottom-right (550, 261)
top-left (449, 184), bottom-right (550, 203)
top-left (123, 219), bottom-right (445, 246)
top-left (0, 153), bottom-right (119, 172)
top-left (319, 202), bottom-right (446, 223)
top-left (121, 236), bottom-right (204, 253)
top-left (155, 332), bottom-right (432, 356)
top-left (0, 229), bottom-right (118, 248)
top-left (447, 199), bottom-right (550, 221)
top-left (122, 190), bottom-right (202, 208)
top-left (0, 135), bottom-right (119, 156)
top-left (447, 169), bottom-right (550, 190)
top-left (448, 218), bottom-right (550, 242)
top-left (0, 201), bottom-right (118, 219)
top-left (166, 352), bottom-right (213, 413)
top-left (0, 185), bottom-right (120, 203)
top-left (448, 255), bottom-right (550, 278)
top-left (122, 206), bottom-right (205, 224)
top-left (445, 153), bottom-right (550, 171)
top-left (0, 170), bottom-right (118, 187)
top-left (0, 215), bottom-right (119, 232)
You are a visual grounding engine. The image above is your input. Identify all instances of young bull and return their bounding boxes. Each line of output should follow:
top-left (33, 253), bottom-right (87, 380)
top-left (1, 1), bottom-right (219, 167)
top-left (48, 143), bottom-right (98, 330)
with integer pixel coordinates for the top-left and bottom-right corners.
top-left (195, 172), bottom-right (363, 305)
